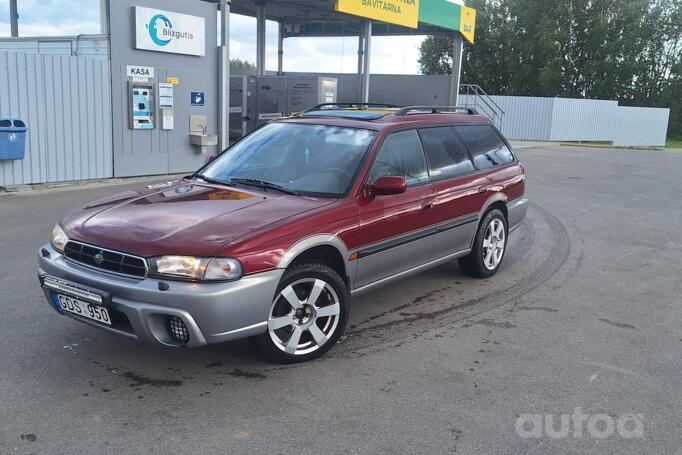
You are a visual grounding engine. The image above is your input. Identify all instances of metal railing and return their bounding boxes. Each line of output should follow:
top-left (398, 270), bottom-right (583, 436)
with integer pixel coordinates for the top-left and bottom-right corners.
top-left (459, 84), bottom-right (505, 128)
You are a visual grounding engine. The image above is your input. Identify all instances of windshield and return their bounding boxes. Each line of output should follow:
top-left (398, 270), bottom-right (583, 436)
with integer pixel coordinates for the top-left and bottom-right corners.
top-left (201, 123), bottom-right (377, 197)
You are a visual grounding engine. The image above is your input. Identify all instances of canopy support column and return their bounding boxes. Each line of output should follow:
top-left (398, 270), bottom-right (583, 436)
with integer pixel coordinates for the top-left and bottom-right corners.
top-left (256, 1), bottom-right (266, 76)
top-left (357, 30), bottom-right (364, 74)
top-left (360, 20), bottom-right (372, 103)
top-left (99, 0), bottom-right (110, 34)
top-left (219, 0), bottom-right (231, 152)
top-left (277, 23), bottom-right (284, 75)
top-left (10, 0), bottom-right (18, 37)
top-left (449, 33), bottom-right (464, 106)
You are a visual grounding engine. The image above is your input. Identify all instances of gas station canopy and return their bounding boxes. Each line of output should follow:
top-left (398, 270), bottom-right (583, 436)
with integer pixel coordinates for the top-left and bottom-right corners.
top-left (203, 0), bottom-right (478, 151)
top-left (227, 0), bottom-right (477, 43)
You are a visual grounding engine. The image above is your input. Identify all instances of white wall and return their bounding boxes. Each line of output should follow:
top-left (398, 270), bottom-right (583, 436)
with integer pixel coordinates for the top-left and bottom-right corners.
top-left (549, 98), bottom-right (618, 142)
top-left (612, 106), bottom-right (670, 147)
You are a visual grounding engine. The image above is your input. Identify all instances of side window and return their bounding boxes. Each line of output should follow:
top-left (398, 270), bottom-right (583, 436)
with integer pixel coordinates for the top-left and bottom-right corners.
top-left (454, 125), bottom-right (515, 169)
top-left (419, 127), bottom-right (475, 180)
top-left (370, 130), bottom-right (429, 186)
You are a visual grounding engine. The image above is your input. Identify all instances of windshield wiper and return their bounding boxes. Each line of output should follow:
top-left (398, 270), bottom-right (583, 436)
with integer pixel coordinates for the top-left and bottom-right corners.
top-left (230, 178), bottom-right (301, 196)
top-left (189, 173), bottom-right (235, 187)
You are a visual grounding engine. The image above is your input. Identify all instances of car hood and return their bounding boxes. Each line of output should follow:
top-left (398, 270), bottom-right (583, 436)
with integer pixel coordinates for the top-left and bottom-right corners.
top-left (61, 181), bottom-right (334, 257)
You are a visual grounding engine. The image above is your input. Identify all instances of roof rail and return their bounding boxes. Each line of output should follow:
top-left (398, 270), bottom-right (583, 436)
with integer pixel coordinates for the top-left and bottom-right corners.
top-left (303, 102), bottom-right (400, 113)
top-left (395, 106), bottom-right (479, 116)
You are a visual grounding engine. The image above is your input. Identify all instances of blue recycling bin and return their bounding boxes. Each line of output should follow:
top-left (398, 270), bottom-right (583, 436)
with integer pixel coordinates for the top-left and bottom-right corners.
top-left (0, 118), bottom-right (28, 160)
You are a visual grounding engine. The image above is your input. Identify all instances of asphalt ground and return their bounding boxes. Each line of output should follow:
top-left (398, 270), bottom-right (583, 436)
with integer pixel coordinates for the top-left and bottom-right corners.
top-left (0, 145), bottom-right (680, 454)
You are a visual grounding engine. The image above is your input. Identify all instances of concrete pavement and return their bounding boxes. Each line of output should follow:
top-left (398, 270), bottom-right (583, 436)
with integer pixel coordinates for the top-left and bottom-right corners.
top-left (1, 145), bottom-right (681, 454)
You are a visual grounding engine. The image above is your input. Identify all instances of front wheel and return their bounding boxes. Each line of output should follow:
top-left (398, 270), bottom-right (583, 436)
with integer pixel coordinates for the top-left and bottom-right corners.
top-left (252, 262), bottom-right (349, 363)
top-left (458, 209), bottom-right (508, 278)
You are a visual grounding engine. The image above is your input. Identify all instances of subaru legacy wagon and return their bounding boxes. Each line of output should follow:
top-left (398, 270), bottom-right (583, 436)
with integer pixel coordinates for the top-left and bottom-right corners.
top-left (38, 104), bottom-right (527, 363)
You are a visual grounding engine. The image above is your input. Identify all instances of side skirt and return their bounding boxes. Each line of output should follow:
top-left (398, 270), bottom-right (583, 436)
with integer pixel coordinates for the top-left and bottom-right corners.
top-left (350, 248), bottom-right (472, 298)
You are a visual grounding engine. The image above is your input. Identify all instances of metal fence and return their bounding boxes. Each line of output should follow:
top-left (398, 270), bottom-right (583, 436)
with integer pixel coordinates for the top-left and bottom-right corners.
top-left (478, 95), bottom-right (670, 147)
top-left (0, 35), bottom-right (109, 60)
top-left (0, 61), bottom-right (671, 186)
top-left (0, 50), bottom-right (113, 186)
top-left (292, 73), bottom-right (670, 147)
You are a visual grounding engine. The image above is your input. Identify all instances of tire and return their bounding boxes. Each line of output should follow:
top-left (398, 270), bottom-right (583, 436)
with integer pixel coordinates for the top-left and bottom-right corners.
top-left (252, 262), bottom-right (350, 364)
top-left (458, 208), bottom-right (508, 278)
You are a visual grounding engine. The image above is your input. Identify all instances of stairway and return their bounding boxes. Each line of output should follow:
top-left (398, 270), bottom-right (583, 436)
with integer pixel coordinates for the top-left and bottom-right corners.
top-left (459, 84), bottom-right (505, 129)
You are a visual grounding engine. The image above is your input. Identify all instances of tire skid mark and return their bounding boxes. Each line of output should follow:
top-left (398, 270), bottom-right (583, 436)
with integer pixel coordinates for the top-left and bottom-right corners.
top-left (503, 218), bottom-right (535, 268)
top-left (338, 202), bottom-right (572, 357)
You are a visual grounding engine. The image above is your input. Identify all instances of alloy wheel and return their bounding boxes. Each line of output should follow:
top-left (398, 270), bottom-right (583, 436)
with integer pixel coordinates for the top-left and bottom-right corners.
top-left (482, 218), bottom-right (506, 270)
top-left (268, 278), bottom-right (341, 355)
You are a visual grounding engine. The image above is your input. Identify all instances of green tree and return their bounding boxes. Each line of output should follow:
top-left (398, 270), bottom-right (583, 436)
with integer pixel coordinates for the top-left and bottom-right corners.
top-left (419, 0), bottom-right (682, 137)
top-left (230, 58), bottom-right (257, 75)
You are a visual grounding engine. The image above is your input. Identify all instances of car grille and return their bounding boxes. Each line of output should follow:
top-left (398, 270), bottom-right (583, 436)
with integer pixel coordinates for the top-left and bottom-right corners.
top-left (64, 241), bottom-right (147, 278)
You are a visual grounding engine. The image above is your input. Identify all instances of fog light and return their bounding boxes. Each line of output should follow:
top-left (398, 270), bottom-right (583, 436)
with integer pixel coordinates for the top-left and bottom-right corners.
top-left (167, 316), bottom-right (190, 344)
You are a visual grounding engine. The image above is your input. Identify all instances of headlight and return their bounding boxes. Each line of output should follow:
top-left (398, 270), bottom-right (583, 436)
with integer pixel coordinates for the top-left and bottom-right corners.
top-left (148, 256), bottom-right (243, 281)
top-left (51, 224), bottom-right (68, 252)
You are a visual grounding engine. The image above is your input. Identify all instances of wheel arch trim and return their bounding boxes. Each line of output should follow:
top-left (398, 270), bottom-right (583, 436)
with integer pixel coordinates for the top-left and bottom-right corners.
top-left (479, 193), bottom-right (509, 219)
top-left (277, 234), bottom-right (352, 273)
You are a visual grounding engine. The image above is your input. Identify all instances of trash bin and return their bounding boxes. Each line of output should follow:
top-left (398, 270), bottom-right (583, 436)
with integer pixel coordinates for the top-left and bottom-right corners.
top-left (0, 118), bottom-right (28, 160)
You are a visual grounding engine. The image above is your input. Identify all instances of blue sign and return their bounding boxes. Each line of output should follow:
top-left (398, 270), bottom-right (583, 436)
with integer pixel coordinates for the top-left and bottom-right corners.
top-left (191, 91), bottom-right (205, 107)
top-left (148, 14), bottom-right (173, 47)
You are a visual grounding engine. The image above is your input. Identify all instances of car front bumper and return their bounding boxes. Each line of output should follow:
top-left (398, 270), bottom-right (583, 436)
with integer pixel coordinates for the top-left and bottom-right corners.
top-left (37, 244), bottom-right (283, 348)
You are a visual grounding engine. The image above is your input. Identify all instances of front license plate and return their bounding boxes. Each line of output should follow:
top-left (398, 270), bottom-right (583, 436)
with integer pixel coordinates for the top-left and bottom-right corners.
top-left (55, 294), bottom-right (111, 326)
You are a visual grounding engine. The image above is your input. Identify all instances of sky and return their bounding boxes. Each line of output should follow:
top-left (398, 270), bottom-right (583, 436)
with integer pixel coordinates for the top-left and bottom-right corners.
top-left (0, 0), bottom-right (427, 74)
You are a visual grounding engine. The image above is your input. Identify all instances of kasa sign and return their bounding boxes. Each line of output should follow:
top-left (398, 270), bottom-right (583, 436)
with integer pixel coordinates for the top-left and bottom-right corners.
top-left (135, 6), bottom-right (205, 56)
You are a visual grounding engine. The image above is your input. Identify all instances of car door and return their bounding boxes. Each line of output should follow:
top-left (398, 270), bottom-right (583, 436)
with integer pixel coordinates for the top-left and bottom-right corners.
top-left (418, 126), bottom-right (487, 261)
top-left (355, 129), bottom-right (436, 289)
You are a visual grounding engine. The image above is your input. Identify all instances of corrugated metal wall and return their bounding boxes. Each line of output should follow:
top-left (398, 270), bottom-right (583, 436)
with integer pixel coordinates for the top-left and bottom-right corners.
top-left (0, 51), bottom-right (113, 186)
top-left (0, 35), bottom-right (109, 60)
top-left (461, 94), bottom-right (669, 146)
top-left (289, 73), bottom-right (670, 147)
top-left (461, 95), bottom-right (555, 141)
top-left (612, 106), bottom-right (670, 147)
top-left (549, 98), bottom-right (617, 142)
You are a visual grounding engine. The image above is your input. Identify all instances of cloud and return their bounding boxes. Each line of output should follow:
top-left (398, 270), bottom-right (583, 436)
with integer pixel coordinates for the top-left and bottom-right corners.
top-left (0, 19), bottom-right (99, 36)
top-left (227, 15), bottom-right (424, 74)
top-left (0, 1), bottom-right (424, 74)
top-left (0, 0), bottom-right (100, 26)
top-left (0, 0), bottom-right (99, 36)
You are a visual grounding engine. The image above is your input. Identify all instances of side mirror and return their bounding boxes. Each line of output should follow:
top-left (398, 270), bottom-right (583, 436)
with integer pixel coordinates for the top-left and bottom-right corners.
top-left (372, 176), bottom-right (407, 196)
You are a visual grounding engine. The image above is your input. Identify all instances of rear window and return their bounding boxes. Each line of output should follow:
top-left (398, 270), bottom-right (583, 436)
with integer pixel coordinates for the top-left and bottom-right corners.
top-left (419, 127), bottom-right (475, 180)
top-left (455, 125), bottom-right (515, 169)
top-left (13, 120), bottom-right (25, 128)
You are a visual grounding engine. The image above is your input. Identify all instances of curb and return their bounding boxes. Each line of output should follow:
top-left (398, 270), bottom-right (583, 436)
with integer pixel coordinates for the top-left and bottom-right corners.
top-left (0, 174), bottom-right (186, 196)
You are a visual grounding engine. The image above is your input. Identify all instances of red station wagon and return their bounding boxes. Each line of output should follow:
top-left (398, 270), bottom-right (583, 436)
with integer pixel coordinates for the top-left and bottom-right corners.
top-left (38, 104), bottom-right (527, 363)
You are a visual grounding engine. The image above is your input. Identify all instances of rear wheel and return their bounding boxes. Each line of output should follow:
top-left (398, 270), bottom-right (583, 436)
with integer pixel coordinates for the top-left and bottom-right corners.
top-left (252, 262), bottom-right (349, 363)
top-left (458, 209), bottom-right (508, 278)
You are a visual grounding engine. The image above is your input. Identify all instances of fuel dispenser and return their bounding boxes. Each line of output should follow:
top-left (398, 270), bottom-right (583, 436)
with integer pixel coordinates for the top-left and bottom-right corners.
top-left (229, 76), bottom-right (338, 140)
